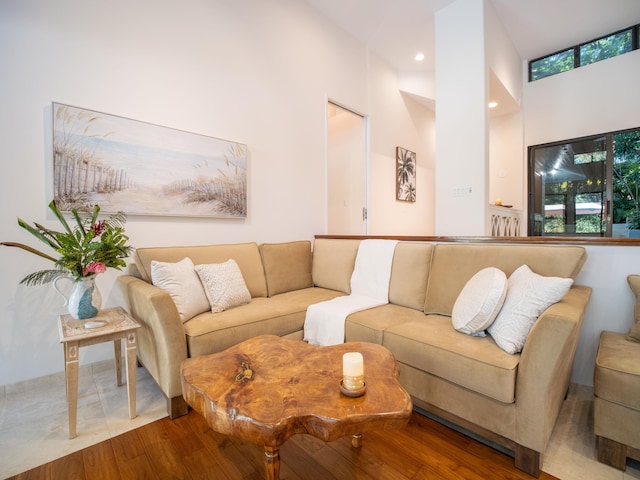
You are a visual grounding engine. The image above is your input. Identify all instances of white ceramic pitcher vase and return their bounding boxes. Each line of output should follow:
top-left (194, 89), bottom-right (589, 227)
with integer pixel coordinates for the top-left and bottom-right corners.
top-left (54, 275), bottom-right (102, 320)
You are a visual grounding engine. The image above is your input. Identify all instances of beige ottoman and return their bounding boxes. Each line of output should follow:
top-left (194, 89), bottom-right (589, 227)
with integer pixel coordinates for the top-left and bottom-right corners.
top-left (594, 330), bottom-right (640, 470)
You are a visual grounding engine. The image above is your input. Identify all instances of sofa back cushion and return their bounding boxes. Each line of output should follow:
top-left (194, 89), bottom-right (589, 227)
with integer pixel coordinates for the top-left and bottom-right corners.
top-left (424, 244), bottom-right (587, 315)
top-left (133, 242), bottom-right (268, 298)
top-left (259, 241), bottom-right (313, 296)
top-left (312, 238), bottom-right (360, 293)
top-left (388, 242), bottom-right (434, 311)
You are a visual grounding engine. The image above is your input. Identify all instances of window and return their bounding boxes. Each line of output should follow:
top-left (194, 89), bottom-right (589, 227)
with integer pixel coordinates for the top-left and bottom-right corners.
top-left (580, 29), bottom-right (633, 66)
top-left (528, 128), bottom-right (640, 237)
top-left (529, 25), bottom-right (638, 81)
top-left (530, 49), bottom-right (574, 81)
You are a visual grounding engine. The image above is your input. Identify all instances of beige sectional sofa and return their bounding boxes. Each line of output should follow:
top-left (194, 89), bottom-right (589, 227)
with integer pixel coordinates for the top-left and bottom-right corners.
top-left (118, 237), bottom-right (591, 477)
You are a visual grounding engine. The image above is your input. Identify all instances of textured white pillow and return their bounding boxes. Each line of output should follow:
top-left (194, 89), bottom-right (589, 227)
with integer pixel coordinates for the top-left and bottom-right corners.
top-left (488, 264), bottom-right (573, 354)
top-left (151, 257), bottom-right (210, 323)
top-left (452, 267), bottom-right (507, 335)
top-left (195, 259), bottom-right (251, 313)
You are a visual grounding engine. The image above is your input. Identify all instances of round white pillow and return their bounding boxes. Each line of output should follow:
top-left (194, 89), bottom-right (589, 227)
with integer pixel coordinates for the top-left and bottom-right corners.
top-left (452, 267), bottom-right (507, 335)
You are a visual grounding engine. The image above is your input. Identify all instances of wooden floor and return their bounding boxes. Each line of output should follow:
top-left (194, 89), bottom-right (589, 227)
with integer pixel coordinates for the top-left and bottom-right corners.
top-left (8, 410), bottom-right (558, 480)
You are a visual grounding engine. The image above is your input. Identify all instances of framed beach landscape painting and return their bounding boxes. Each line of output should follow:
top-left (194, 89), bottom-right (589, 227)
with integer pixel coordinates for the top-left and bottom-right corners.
top-left (52, 102), bottom-right (247, 218)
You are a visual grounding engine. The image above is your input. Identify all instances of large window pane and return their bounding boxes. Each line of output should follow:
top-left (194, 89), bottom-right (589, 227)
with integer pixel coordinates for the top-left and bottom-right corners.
top-left (530, 49), bottom-right (574, 81)
top-left (530, 128), bottom-right (640, 237)
top-left (613, 131), bottom-right (640, 230)
top-left (580, 29), bottom-right (632, 66)
top-left (530, 137), bottom-right (607, 236)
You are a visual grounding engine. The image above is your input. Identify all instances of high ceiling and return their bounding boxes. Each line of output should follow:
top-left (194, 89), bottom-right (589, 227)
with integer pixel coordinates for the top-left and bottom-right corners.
top-left (302, 0), bottom-right (640, 74)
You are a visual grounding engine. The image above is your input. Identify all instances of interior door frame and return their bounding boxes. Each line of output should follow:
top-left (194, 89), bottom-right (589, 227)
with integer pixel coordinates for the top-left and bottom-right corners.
top-left (325, 97), bottom-right (370, 235)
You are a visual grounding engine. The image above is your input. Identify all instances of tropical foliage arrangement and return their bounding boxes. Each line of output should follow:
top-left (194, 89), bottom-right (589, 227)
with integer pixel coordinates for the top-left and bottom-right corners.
top-left (1, 201), bottom-right (132, 286)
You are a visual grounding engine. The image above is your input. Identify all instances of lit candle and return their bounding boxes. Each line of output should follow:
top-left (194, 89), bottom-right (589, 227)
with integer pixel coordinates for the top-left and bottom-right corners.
top-left (342, 352), bottom-right (364, 390)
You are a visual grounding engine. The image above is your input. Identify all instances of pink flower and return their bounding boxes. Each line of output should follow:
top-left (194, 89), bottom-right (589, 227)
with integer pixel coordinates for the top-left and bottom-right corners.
top-left (83, 261), bottom-right (107, 276)
top-left (91, 220), bottom-right (107, 236)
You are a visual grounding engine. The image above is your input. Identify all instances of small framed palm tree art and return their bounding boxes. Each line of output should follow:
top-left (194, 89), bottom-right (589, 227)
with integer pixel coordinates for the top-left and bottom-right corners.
top-left (396, 147), bottom-right (416, 202)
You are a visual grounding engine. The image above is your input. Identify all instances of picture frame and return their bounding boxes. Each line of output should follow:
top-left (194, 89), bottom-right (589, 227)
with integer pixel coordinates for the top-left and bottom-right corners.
top-left (396, 146), bottom-right (416, 202)
top-left (52, 102), bottom-right (247, 218)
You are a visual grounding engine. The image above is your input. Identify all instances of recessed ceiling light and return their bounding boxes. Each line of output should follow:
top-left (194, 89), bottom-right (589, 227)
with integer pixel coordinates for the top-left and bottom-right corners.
top-left (488, 101), bottom-right (498, 109)
top-left (415, 52), bottom-right (425, 62)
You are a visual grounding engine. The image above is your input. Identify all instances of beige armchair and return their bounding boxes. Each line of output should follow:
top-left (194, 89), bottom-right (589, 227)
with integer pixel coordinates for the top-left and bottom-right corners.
top-left (594, 274), bottom-right (640, 470)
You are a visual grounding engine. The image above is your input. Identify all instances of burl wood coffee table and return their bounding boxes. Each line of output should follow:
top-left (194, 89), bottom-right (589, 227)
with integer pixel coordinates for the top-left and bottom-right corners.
top-left (181, 334), bottom-right (412, 480)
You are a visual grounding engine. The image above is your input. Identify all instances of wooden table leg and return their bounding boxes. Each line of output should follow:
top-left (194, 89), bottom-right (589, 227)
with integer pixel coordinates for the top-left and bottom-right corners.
top-left (264, 446), bottom-right (280, 480)
top-left (351, 434), bottom-right (362, 448)
top-left (113, 338), bottom-right (123, 387)
top-left (114, 339), bottom-right (123, 386)
top-left (124, 332), bottom-right (137, 419)
top-left (64, 341), bottom-right (79, 439)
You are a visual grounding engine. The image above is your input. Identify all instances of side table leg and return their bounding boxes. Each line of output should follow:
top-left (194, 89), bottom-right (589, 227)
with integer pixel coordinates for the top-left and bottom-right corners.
top-left (264, 446), bottom-right (280, 480)
top-left (125, 332), bottom-right (137, 419)
top-left (64, 341), bottom-right (79, 439)
top-left (114, 339), bottom-right (123, 387)
top-left (351, 434), bottom-right (362, 448)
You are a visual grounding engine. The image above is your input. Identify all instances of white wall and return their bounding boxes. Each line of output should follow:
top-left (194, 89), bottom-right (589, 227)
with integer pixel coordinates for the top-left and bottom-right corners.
top-left (524, 50), bottom-right (640, 146)
top-left (574, 245), bottom-right (639, 386)
top-left (368, 55), bottom-right (436, 236)
top-left (0, 0), bottom-right (434, 385)
top-left (435, 0), bottom-right (489, 235)
top-left (489, 112), bottom-right (525, 211)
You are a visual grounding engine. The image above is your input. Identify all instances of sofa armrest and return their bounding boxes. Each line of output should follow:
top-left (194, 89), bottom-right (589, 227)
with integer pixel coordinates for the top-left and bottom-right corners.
top-left (118, 275), bottom-right (187, 400)
top-left (515, 285), bottom-right (592, 452)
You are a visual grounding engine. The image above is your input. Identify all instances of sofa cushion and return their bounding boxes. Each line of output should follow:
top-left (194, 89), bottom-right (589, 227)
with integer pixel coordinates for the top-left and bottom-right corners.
top-left (312, 238), bottom-right (360, 293)
top-left (133, 243), bottom-right (268, 298)
top-left (150, 257), bottom-right (210, 323)
top-left (424, 244), bottom-right (586, 316)
top-left (260, 241), bottom-right (313, 296)
top-left (452, 267), bottom-right (507, 335)
top-left (184, 287), bottom-right (345, 357)
top-left (195, 260), bottom-right (251, 313)
top-left (345, 303), bottom-right (428, 345)
top-left (595, 330), bottom-right (640, 411)
top-left (627, 274), bottom-right (640, 342)
top-left (487, 265), bottom-right (573, 354)
top-left (388, 242), bottom-right (433, 311)
top-left (383, 315), bottom-right (520, 404)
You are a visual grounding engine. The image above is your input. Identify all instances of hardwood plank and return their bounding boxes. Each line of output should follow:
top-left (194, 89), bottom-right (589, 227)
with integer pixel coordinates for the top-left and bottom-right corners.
top-left (322, 434), bottom-right (412, 480)
top-left (110, 429), bottom-right (158, 480)
top-left (82, 440), bottom-right (121, 480)
top-left (51, 450), bottom-right (84, 480)
top-left (8, 462), bottom-right (51, 480)
top-left (135, 419), bottom-right (193, 480)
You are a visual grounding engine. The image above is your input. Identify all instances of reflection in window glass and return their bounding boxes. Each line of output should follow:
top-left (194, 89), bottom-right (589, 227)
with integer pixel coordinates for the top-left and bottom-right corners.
top-left (574, 151), bottom-right (606, 164)
top-left (530, 49), bottom-right (574, 81)
top-left (580, 29), bottom-right (632, 66)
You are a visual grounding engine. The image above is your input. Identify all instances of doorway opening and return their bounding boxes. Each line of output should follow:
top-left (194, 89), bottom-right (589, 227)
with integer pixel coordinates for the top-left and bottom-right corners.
top-left (326, 101), bottom-right (368, 235)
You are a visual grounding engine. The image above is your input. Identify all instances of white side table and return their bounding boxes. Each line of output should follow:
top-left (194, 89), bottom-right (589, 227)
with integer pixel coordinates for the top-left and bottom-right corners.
top-left (58, 306), bottom-right (140, 439)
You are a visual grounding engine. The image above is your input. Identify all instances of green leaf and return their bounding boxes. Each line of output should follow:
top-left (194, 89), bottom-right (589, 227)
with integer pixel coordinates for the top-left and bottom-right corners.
top-left (0, 242), bottom-right (58, 262)
top-left (20, 268), bottom-right (69, 286)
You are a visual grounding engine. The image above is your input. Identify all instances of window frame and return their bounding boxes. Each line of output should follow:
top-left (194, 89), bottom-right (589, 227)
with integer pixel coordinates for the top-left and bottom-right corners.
top-left (528, 24), bottom-right (639, 82)
top-left (528, 127), bottom-right (640, 237)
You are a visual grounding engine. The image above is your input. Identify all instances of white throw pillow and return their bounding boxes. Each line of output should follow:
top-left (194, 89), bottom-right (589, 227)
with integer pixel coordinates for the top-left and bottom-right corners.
top-left (151, 257), bottom-right (210, 323)
top-left (488, 264), bottom-right (573, 354)
top-left (452, 267), bottom-right (507, 335)
top-left (195, 259), bottom-right (251, 313)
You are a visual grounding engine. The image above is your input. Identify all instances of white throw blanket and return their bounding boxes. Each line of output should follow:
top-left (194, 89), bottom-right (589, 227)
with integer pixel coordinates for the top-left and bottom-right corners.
top-left (304, 239), bottom-right (398, 346)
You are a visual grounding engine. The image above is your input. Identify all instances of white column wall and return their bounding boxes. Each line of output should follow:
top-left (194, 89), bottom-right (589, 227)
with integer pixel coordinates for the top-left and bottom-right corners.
top-left (435, 0), bottom-right (488, 235)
